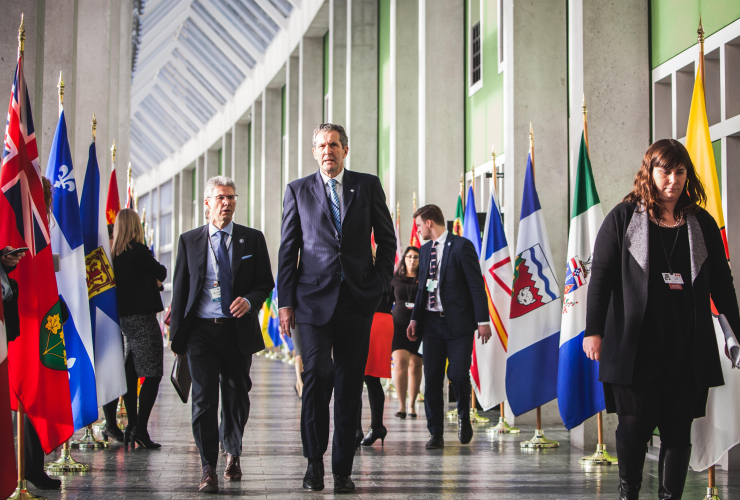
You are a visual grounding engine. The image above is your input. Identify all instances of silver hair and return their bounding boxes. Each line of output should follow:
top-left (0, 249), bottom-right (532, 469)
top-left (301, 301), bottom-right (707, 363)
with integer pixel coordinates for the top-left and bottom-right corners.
top-left (204, 175), bottom-right (237, 219)
top-left (312, 123), bottom-right (349, 149)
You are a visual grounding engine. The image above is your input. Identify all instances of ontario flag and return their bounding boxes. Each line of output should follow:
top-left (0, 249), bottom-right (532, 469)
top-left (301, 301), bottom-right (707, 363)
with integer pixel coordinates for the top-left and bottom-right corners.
top-left (471, 192), bottom-right (511, 410)
top-left (505, 152), bottom-right (560, 416)
top-left (0, 51), bottom-right (74, 452)
top-left (0, 296), bottom-right (16, 498)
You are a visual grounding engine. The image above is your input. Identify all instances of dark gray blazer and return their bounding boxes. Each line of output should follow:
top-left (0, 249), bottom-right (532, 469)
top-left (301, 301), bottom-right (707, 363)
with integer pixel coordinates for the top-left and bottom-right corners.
top-left (586, 201), bottom-right (740, 388)
top-left (277, 169), bottom-right (396, 326)
top-left (170, 223), bottom-right (274, 356)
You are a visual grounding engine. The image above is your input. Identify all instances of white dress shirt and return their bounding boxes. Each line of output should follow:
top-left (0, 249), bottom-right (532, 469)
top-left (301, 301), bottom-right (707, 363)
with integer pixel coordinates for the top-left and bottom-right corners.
top-left (426, 230), bottom-right (448, 313)
top-left (319, 168), bottom-right (344, 218)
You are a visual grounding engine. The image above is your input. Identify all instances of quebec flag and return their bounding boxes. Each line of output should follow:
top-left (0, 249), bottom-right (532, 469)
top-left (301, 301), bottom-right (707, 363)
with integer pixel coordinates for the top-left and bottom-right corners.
top-left (505, 153), bottom-right (560, 416)
top-left (557, 133), bottom-right (605, 429)
top-left (80, 140), bottom-right (127, 407)
top-left (46, 110), bottom-right (98, 430)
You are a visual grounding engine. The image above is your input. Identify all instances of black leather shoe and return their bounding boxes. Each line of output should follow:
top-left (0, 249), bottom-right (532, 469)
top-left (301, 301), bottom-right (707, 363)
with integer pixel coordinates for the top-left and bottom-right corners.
top-left (425, 433), bottom-right (444, 449)
top-left (303, 460), bottom-right (325, 491)
top-left (361, 426), bottom-right (387, 446)
top-left (616, 438), bottom-right (647, 500)
top-left (26, 472), bottom-right (61, 490)
top-left (355, 429), bottom-right (363, 449)
top-left (458, 416), bottom-right (473, 444)
top-left (333, 474), bottom-right (355, 493)
top-left (658, 445), bottom-right (692, 499)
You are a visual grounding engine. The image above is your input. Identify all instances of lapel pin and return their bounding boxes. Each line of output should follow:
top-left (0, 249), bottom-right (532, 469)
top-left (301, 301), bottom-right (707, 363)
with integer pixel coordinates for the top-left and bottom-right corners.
top-left (239, 239), bottom-right (244, 243)
top-left (350, 189), bottom-right (354, 192)
top-left (448, 242), bottom-right (451, 247)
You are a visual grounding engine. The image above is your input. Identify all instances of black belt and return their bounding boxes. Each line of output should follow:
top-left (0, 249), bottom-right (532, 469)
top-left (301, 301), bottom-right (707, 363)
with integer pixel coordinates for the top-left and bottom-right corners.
top-left (426, 310), bottom-right (445, 318)
top-left (196, 317), bottom-right (234, 324)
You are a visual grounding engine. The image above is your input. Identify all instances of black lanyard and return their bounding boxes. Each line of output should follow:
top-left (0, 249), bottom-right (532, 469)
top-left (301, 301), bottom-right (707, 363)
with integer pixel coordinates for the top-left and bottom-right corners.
top-left (657, 224), bottom-right (682, 274)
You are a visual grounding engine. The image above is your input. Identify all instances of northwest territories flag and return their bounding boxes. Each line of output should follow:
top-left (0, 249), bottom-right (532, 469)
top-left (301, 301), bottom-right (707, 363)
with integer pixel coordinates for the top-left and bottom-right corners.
top-left (557, 133), bottom-right (605, 429)
top-left (80, 140), bottom-right (127, 407)
top-left (471, 193), bottom-right (512, 410)
top-left (505, 153), bottom-right (561, 416)
top-left (46, 110), bottom-right (98, 430)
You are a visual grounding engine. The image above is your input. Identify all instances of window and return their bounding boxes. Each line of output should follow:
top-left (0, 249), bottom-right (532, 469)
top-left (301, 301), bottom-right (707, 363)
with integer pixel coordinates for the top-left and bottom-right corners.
top-left (160, 212), bottom-right (172, 246)
top-left (471, 22), bottom-right (481, 86)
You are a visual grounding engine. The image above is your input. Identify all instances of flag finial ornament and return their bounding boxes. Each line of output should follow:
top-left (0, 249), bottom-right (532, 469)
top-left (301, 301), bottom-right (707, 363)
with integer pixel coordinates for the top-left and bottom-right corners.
top-left (582, 94), bottom-right (587, 117)
top-left (141, 206), bottom-right (146, 224)
top-left (396, 201), bottom-right (400, 223)
top-left (18, 14), bottom-right (25, 56)
top-left (529, 122), bottom-right (534, 148)
top-left (58, 72), bottom-right (65, 106)
top-left (111, 141), bottom-right (116, 163)
top-left (698, 16), bottom-right (704, 43)
top-left (92, 113), bottom-right (97, 141)
top-left (127, 163), bottom-right (132, 183)
top-left (134, 192), bottom-right (138, 213)
top-left (413, 191), bottom-right (417, 213)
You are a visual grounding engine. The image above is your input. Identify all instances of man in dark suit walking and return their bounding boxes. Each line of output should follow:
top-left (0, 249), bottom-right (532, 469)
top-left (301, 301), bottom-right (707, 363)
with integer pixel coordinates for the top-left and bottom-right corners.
top-left (170, 176), bottom-right (274, 494)
top-left (407, 204), bottom-right (491, 449)
top-left (278, 124), bottom-right (395, 493)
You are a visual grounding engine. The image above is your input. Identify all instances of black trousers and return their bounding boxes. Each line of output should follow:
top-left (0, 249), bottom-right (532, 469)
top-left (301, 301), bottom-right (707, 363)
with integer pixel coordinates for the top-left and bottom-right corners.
top-left (299, 281), bottom-right (374, 476)
top-left (421, 313), bottom-right (474, 436)
top-left (186, 319), bottom-right (253, 467)
top-left (616, 415), bottom-right (693, 449)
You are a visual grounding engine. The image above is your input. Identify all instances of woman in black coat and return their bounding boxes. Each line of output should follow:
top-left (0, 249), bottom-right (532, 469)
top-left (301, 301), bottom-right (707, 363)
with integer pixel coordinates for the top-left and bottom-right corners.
top-left (584, 139), bottom-right (740, 500)
top-left (104, 208), bottom-right (167, 449)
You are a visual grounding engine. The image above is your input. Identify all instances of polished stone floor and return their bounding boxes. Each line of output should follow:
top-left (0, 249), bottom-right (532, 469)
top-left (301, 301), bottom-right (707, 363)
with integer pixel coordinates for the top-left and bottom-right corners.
top-left (31, 354), bottom-right (740, 499)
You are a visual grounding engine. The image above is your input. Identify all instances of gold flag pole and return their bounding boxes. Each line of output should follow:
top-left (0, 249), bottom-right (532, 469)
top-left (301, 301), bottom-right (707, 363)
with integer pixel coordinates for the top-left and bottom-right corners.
top-left (71, 115), bottom-right (109, 451)
top-left (44, 74), bottom-right (91, 473)
top-left (412, 191), bottom-right (417, 213)
top-left (9, 404), bottom-right (48, 500)
top-left (578, 95), bottom-right (616, 466)
top-left (487, 144), bottom-right (520, 435)
top-left (697, 16), bottom-right (720, 500)
top-left (520, 124), bottom-right (558, 450)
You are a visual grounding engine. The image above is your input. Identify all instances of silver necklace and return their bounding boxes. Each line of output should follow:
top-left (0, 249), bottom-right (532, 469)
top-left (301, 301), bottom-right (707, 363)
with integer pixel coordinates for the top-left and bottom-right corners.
top-left (653, 212), bottom-right (684, 228)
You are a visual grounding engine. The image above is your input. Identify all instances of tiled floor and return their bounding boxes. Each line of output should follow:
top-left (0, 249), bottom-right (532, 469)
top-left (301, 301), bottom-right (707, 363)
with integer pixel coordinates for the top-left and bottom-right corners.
top-left (31, 354), bottom-right (740, 499)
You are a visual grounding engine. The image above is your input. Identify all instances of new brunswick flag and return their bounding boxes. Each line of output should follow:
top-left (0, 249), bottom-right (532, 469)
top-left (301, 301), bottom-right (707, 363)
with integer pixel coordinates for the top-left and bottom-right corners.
top-left (105, 165), bottom-right (121, 237)
top-left (0, 50), bottom-right (73, 452)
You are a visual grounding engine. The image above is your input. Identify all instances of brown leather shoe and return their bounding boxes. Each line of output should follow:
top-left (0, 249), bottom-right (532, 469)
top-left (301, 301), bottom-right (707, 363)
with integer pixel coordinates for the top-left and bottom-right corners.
top-left (224, 454), bottom-right (242, 481)
top-left (199, 465), bottom-right (218, 493)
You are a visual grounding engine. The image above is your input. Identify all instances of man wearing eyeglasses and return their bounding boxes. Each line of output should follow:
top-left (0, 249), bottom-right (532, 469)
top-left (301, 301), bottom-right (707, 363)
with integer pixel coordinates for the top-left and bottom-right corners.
top-left (170, 176), bottom-right (275, 494)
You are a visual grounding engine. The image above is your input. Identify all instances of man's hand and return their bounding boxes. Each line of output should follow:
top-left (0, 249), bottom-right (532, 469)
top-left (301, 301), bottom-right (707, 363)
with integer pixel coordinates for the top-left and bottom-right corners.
top-left (583, 335), bottom-right (602, 361)
top-left (280, 307), bottom-right (295, 338)
top-left (1, 246), bottom-right (25, 268)
top-left (477, 324), bottom-right (492, 344)
top-left (407, 320), bottom-right (418, 341)
top-left (230, 297), bottom-right (251, 318)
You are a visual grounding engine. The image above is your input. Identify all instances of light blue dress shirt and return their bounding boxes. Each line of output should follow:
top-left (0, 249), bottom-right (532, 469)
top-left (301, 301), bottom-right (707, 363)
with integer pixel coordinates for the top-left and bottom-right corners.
top-left (195, 221), bottom-right (249, 319)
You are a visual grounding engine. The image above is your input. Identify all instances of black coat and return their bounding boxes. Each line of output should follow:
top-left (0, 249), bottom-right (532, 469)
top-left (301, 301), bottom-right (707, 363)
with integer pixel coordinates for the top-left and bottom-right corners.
top-left (113, 242), bottom-right (167, 317)
top-left (276, 169), bottom-right (396, 326)
top-left (585, 202), bottom-right (740, 388)
top-left (170, 223), bottom-right (274, 356)
top-left (410, 233), bottom-right (489, 336)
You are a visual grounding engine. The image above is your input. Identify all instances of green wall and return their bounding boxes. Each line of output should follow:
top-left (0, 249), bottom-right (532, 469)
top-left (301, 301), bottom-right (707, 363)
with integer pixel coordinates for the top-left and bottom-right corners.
top-left (652, 0), bottom-right (740, 68)
top-left (465, 0), bottom-right (504, 172)
top-left (378, 0), bottom-right (391, 188)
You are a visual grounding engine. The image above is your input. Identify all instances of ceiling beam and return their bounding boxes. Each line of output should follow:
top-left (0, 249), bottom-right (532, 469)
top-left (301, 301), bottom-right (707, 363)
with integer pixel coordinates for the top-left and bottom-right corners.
top-left (172, 45), bottom-right (233, 101)
top-left (186, 12), bottom-right (253, 76)
top-left (137, 4), bottom-right (191, 64)
top-left (151, 84), bottom-right (203, 133)
top-left (166, 57), bottom-right (224, 112)
top-left (253, 0), bottom-right (288, 30)
top-left (198, 0), bottom-right (268, 62)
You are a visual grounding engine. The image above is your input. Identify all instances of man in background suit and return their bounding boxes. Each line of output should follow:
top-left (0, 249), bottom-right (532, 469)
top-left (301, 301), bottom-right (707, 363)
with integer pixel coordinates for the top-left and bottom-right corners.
top-left (407, 204), bottom-right (491, 449)
top-left (278, 124), bottom-right (395, 493)
top-left (170, 176), bottom-right (274, 494)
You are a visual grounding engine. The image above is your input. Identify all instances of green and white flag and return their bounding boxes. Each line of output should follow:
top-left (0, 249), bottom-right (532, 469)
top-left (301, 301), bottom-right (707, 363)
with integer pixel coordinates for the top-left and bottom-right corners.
top-left (557, 132), bottom-right (606, 429)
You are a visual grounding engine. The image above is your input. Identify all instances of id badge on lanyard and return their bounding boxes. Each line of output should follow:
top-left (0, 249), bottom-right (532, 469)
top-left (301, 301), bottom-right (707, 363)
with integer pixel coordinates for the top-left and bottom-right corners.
top-left (208, 232), bottom-right (231, 302)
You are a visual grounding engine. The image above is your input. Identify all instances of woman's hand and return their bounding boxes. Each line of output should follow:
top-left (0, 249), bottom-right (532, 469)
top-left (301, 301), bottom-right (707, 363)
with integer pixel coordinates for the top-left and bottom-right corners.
top-left (583, 335), bottom-right (602, 361)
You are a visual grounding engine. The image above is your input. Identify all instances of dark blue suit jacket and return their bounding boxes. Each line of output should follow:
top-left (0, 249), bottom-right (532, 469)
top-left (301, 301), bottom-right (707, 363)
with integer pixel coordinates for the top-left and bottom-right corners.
top-left (410, 233), bottom-right (489, 336)
top-left (277, 169), bottom-right (396, 326)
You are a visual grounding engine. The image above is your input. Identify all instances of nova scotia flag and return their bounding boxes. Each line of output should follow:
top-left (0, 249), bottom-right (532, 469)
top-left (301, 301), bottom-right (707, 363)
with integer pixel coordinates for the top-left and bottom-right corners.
top-left (46, 110), bottom-right (98, 430)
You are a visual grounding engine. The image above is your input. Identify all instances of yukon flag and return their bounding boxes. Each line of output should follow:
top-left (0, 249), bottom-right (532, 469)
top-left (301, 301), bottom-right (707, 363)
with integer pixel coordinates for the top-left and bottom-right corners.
top-left (80, 139), bottom-right (127, 407)
top-left (505, 153), bottom-right (561, 416)
top-left (471, 193), bottom-right (511, 410)
top-left (46, 109), bottom-right (98, 430)
top-left (687, 60), bottom-right (740, 471)
top-left (0, 298), bottom-right (16, 498)
top-left (557, 133), bottom-right (605, 429)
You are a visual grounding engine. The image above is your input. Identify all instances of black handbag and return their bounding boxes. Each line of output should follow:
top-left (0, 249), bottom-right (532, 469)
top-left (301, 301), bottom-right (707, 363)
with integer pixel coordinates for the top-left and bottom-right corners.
top-left (170, 354), bottom-right (191, 404)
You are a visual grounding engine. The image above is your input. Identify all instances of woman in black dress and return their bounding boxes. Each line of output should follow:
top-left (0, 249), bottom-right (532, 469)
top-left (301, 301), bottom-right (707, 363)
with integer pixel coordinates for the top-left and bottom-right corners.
top-left (389, 246), bottom-right (422, 418)
top-left (108, 209), bottom-right (168, 449)
top-left (584, 139), bottom-right (740, 500)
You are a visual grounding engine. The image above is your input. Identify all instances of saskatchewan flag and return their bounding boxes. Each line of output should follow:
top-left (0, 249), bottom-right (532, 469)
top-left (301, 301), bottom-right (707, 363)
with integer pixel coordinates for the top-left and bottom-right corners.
top-left (452, 193), bottom-right (464, 236)
top-left (556, 132), bottom-right (605, 429)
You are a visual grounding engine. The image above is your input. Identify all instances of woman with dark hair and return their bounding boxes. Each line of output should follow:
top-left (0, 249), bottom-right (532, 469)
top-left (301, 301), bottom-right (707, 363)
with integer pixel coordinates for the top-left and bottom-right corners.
top-left (584, 139), bottom-right (740, 499)
top-left (389, 246), bottom-right (422, 418)
top-left (108, 208), bottom-right (167, 449)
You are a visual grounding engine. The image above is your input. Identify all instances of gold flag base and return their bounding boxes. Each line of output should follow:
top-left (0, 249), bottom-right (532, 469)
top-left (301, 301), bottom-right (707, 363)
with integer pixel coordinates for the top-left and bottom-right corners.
top-left (44, 448), bottom-right (89, 473)
top-left (579, 443), bottom-right (617, 466)
top-left (70, 427), bottom-right (108, 450)
top-left (487, 417), bottom-right (521, 434)
top-left (92, 419), bottom-right (124, 432)
top-left (520, 428), bottom-right (560, 449)
top-left (705, 486), bottom-right (721, 500)
top-left (7, 480), bottom-right (47, 500)
top-left (470, 409), bottom-right (489, 423)
top-left (446, 409), bottom-right (458, 419)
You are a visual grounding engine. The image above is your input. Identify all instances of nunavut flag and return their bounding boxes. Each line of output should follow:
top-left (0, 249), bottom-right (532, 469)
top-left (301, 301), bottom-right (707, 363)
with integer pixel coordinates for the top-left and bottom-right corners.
top-left (0, 51), bottom-right (73, 452)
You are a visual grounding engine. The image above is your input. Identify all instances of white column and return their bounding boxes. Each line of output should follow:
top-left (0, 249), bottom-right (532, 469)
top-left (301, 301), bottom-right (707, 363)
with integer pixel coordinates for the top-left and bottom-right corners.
top-left (193, 155), bottom-right (202, 227)
top-left (222, 132), bottom-right (233, 179)
top-left (116, 0), bottom-right (133, 202)
top-left (250, 100), bottom-right (263, 229)
top-left (345, 0), bottom-right (377, 174)
top-left (180, 163), bottom-right (194, 235)
top-left (204, 147), bottom-right (219, 186)
top-left (328, 0), bottom-right (347, 124)
top-left (262, 88), bottom-right (282, 276)
top-left (285, 54), bottom-right (300, 185)
top-left (233, 122), bottom-right (250, 225)
top-left (299, 37), bottom-right (324, 177)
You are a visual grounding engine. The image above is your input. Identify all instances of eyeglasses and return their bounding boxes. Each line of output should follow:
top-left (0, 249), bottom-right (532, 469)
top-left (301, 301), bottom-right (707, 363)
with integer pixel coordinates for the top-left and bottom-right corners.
top-left (406, 255), bottom-right (419, 260)
top-left (209, 195), bottom-right (238, 202)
